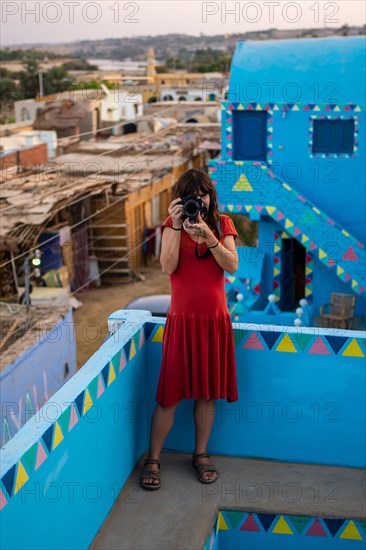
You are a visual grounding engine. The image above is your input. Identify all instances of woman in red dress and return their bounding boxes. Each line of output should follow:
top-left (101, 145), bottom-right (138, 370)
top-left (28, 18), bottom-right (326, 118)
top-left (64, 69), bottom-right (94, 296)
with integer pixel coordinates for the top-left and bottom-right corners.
top-left (140, 169), bottom-right (239, 490)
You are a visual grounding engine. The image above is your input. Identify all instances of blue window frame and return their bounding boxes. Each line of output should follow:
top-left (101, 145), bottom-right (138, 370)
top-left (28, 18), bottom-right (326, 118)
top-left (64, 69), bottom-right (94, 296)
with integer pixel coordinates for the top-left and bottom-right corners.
top-left (233, 111), bottom-right (268, 161)
top-left (312, 119), bottom-right (355, 154)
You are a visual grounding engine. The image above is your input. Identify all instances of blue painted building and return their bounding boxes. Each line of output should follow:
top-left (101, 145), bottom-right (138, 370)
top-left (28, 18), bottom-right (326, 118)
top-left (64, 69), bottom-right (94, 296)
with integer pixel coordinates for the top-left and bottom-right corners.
top-left (209, 37), bottom-right (365, 324)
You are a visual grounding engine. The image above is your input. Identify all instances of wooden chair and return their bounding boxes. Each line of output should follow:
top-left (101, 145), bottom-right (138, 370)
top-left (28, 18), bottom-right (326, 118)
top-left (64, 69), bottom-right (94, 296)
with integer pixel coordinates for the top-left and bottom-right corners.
top-left (320, 292), bottom-right (356, 329)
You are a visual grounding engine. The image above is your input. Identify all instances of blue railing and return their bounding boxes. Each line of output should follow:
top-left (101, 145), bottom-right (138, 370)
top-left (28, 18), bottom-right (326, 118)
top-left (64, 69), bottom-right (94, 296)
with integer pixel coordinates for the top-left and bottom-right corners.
top-left (1, 311), bottom-right (365, 550)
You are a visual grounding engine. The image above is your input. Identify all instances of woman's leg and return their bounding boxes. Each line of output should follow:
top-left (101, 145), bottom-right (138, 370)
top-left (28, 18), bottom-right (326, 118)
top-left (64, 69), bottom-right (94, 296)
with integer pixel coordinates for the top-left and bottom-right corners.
top-left (142, 402), bottom-right (179, 486)
top-left (193, 399), bottom-right (217, 482)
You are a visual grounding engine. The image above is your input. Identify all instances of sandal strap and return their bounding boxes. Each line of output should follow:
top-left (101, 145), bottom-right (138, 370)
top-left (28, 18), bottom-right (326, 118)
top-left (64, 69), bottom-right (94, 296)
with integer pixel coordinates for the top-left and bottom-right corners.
top-left (144, 457), bottom-right (161, 466)
top-left (193, 452), bottom-right (210, 461)
top-left (196, 463), bottom-right (217, 475)
top-left (141, 470), bottom-right (160, 481)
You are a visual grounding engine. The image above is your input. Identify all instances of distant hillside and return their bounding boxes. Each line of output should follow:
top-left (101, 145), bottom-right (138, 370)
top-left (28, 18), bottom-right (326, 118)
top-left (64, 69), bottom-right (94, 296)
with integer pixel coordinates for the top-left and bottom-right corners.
top-left (4, 25), bottom-right (365, 64)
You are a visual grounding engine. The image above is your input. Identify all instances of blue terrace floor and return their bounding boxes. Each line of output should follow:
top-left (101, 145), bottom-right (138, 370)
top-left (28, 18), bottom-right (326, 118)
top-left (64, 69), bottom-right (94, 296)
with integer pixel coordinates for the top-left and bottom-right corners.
top-left (90, 451), bottom-right (365, 549)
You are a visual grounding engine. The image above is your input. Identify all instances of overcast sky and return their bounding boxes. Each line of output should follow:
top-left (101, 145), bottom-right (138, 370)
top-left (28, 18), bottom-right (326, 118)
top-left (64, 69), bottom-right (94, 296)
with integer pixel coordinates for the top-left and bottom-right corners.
top-left (1, 1), bottom-right (365, 47)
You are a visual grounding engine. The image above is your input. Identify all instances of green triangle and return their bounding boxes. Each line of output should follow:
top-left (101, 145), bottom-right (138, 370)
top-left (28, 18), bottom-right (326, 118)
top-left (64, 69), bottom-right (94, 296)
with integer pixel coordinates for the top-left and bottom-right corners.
top-left (232, 174), bottom-right (253, 191)
top-left (22, 442), bottom-right (38, 473)
top-left (226, 511), bottom-right (246, 529)
top-left (87, 375), bottom-right (99, 401)
top-left (289, 515), bottom-right (311, 534)
top-left (294, 333), bottom-right (313, 352)
top-left (58, 404), bottom-right (72, 434)
top-left (234, 329), bottom-right (247, 345)
top-left (357, 520), bottom-right (366, 535)
top-left (111, 351), bottom-right (121, 373)
top-left (300, 210), bottom-right (316, 225)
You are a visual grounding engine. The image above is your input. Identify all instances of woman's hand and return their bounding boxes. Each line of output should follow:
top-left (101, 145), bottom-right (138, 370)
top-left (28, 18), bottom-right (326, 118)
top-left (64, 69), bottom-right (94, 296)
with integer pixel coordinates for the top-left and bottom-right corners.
top-left (183, 212), bottom-right (216, 244)
top-left (168, 198), bottom-right (184, 228)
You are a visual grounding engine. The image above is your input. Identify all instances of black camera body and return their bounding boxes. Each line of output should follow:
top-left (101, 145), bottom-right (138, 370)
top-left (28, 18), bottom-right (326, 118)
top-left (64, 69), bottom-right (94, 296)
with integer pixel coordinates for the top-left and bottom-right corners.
top-left (180, 195), bottom-right (208, 223)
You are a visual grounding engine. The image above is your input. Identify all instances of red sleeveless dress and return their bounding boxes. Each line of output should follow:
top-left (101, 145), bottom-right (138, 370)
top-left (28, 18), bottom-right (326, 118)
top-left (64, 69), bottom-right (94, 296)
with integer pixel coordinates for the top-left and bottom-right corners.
top-left (155, 214), bottom-right (239, 408)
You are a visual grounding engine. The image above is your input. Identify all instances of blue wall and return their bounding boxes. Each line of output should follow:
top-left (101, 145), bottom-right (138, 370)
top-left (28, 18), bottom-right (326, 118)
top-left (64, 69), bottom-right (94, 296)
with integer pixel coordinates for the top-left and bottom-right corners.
top-left (1, 312), bottom-right (365, 549)
top-left (225, 37), bottom-right (366, 241)
top-left (0, 308), bottom-right (76, 446)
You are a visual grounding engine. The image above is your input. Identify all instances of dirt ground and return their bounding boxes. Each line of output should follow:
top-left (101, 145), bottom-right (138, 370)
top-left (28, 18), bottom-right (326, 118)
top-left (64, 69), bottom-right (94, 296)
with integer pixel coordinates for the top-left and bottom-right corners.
top-left (73, 257), bottom-right (170, 369)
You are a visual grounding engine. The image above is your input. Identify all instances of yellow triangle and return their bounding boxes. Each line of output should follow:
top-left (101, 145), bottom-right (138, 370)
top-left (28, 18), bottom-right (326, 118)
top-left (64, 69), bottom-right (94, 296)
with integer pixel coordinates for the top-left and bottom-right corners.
top-left (238, 103), bottom-right (244, 110)
top-left (227, 276), bottom-right (236, 283)
top-left (337, 266), bottom-right (344, 275)
top-left (301, 234), bottom-right (309, 244)
top-left (285, 219), bottom-right (294, 229)
top-left (227, 204), bottom-right (234, 211)
top-left (129, 338), bottom-right (136, 360)
top-left (334, 105), bottom-right (340, 111)
top-left (340, 520), bottom-right (363, 540)
top-left (274, 244), bottom-right (281, 253)
top-left (273, 268), bottom-right (280, 276)
top-left (352, 279), bottom-right (358, 289)
top-left (281, 232), bottom-right (289, 239)
top-left (305, 266), bottom-right (312, 275)
top-left (355, 106), bottom-right (361, 112)
top-left (272, 516), bottom-right (293, 535)
top-left (276, 334), bottom-right (297, 353)
top-left (13, 461), bottom-right (29, 495)
top-left (52, 421), bottom-right (64, 450)
top-left (266, 206), bottom-right (276, 215)
top-left (233, 174), bottom-right (253, 192)
top-left (108, 361), bottom-right (116, 385)
top-left (305, 287), bottom-right (312, 296)
top-left (342, 339), bottom-right (364, 358)
top-left (293, 105), bottom-right (300, 111)
top-left (152, 325), bottom-right (164, 343)
top-left (319, 249), bottom-right (327, 259)
top-left (83, 388), bottom-right (93, 415)
top-left (313, 207), bottom-right (320, 214)
top-left (217, 512), bottom-right (229, 531)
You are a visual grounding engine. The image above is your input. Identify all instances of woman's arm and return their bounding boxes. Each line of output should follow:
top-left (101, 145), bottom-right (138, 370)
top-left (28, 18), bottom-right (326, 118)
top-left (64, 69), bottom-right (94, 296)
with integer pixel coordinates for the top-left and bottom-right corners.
top-left (160, 226), bottom-right (182, 275)
top-left (206, 234), bottom-right (238, 275)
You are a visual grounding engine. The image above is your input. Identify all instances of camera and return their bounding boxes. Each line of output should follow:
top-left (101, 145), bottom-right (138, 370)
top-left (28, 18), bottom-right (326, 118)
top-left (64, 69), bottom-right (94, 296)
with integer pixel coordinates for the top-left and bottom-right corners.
top-left (180, 195), bottom-right (208, 223)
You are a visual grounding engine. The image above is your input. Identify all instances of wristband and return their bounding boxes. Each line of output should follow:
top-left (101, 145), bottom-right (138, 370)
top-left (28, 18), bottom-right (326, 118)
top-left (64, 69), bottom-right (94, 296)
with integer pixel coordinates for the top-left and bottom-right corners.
top-left (171, 226), bottom-right (182, 231)
top-left (207, 240), bottom-right (219, 249)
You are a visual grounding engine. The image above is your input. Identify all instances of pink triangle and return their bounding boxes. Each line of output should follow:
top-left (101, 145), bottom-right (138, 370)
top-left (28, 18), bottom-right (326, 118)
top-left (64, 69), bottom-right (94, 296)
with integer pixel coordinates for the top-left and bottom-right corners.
top-left (342, 245), bottom-right (359, 261)
top-left (68, 403), bottom-right (79, 431)
top-left (274, 232), bottom-right (280, 240)
top-left (276, 211), bottom-right (285, 221)
top-left (310, 241), bottom-right (317, 250)
top-left (359, 286), bottom-right (364, 293)
top-left (240, 513), bottom-right (261, 532)
top-left (243, 332), bottom-right (265, 350)
top-left (253, 284), bottom-right (260, 294)
top-left (345, 273), bottom-right (351, 281)
top-left (294, 227), bottom-right (302, 236)
top-left (35, 440), bottom-right (48, 470)
top-left (274, 256), bottom-right (280, 264)
top-left (0, 488), bottom-right (8, 511)
top-left (236, 205), bottom-right (242, 211)
top-left (328, 258), bottom-right (336, 267)
top-left (309, 337), bottom-right (330, 355)
top-left (273, 280), bottom-right (279, 289)
top-left (298, 195), bottom-right (306, 203)
top-left (306, 519), bottom-right (327, 537)
top-left (139, 330), bottom-right (145, 349)
top-left (255, 206), bottom-right (263, 213)
top-left (327, 218), bottom-right (335, 225)
top-left (119, 350), bottom-right (127, 372)
top-left (97, 374), bottom-right (105, 397)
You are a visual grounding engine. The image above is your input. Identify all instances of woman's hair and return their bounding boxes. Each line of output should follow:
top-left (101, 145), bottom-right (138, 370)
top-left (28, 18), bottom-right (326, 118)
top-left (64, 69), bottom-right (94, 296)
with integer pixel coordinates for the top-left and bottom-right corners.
top-left (172, 168), bottom-right (220, 229)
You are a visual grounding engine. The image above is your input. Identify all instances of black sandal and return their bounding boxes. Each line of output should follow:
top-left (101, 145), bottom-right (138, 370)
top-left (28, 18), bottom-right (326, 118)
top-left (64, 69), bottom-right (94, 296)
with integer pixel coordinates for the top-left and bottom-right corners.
top-left (140, 457), bottom-right (161, 490)
top-left (192, 452), bottom-right (218, 484)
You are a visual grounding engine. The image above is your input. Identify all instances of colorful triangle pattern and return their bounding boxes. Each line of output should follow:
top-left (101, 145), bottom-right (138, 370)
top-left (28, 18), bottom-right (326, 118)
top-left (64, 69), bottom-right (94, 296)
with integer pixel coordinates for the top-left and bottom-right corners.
top-left (205, 511), bottom-right (365, 549)
top-left (1, 319), bottom-right (151, 504)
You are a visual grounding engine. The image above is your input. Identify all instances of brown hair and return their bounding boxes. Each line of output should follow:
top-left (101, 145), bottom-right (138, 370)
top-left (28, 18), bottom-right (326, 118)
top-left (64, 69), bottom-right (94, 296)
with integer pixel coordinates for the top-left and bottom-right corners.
top-left (172, 168), bottom-right (220, 230)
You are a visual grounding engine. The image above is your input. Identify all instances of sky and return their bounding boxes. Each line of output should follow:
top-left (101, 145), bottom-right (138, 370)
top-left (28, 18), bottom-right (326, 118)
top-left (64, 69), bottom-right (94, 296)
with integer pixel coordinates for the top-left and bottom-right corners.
top-left (1, 1), bottom-right (365, 47)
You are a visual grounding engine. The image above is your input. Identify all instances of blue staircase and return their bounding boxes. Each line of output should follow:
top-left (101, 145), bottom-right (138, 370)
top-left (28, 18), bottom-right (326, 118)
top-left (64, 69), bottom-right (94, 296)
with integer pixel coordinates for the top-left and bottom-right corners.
top-left (209, 161), bottom-right (365, 298)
